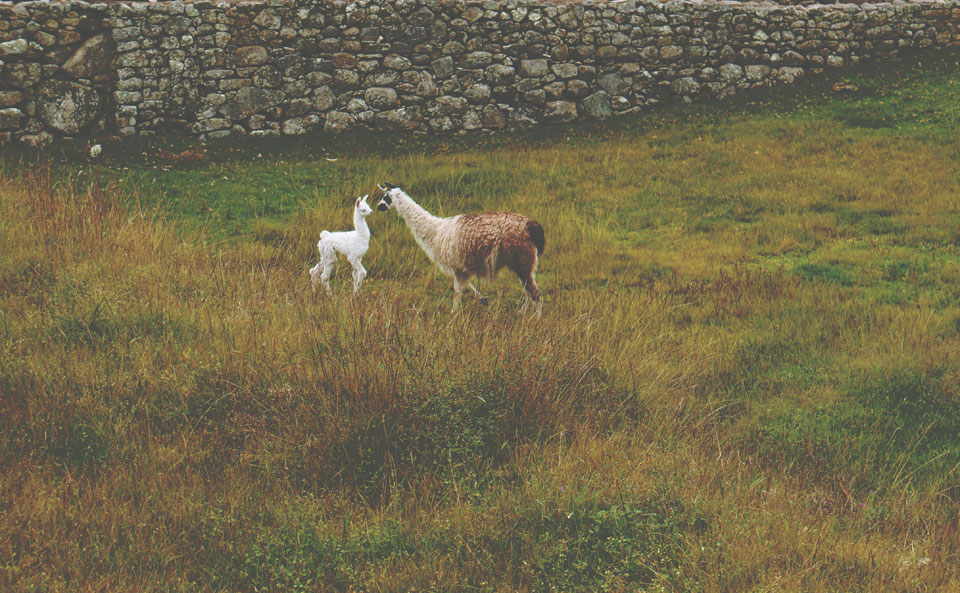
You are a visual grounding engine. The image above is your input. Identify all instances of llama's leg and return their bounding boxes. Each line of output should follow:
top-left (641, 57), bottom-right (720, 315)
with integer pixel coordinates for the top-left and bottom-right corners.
top-left (309, 263), bottom-right (322, 291)
top-left (520, 271), bottom-right (542, 317)
top-left (350, 257), bottom-right (367, 294)
top-left (319, 251), bottom-right (335, 294)
top-left (452, 273), bottom-right (468, 313)
top-left (467, 281), bottom-right (488, 304)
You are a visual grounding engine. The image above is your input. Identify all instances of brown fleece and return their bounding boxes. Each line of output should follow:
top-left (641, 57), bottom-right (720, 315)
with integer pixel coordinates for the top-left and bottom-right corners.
top-left (455, 212), bottom-right (542, 283)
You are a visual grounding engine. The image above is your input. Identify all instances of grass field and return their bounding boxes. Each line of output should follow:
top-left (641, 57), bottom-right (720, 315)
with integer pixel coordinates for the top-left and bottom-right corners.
top-left (2, 53), bottom-right (960, 592)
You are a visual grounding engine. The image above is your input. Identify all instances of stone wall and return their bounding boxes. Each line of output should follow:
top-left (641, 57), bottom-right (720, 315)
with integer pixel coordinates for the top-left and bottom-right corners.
top-left (1, 0), bottom-right (959, 145)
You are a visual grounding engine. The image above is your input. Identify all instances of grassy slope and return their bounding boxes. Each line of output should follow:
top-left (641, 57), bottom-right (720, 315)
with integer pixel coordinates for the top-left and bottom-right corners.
top-left (1, 54), bottom-right (959, 592)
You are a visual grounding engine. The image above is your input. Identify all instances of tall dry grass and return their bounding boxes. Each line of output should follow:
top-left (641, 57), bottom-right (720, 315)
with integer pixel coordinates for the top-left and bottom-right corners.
top-left (3, 53), bottom-right (960, 590)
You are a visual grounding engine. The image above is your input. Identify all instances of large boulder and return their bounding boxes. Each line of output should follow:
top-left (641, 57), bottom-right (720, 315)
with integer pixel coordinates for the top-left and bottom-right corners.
top-left (582, 91), bottom-right (612, 119)
top-left (235, 46), bottom-right (268, 67)
top-left (324, 111), bottom-right (354, 132)
top-left (62, 34), bottom-right (115, 82)
top-left (374, 107), bottom-right (421, 131)
top-left (0, 39), bottom-right (28, 57)
top-left (543, 101), bottom-right (577, 122)
top-left (364, 87), bottom-right (398, 110)
top-left (222, 87), bottom-right (284, 120)
top-left (37, 80), bottom-right (103, 134)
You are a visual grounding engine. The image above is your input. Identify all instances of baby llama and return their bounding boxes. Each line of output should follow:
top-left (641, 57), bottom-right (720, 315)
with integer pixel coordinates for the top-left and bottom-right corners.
top-left (376, 183), bottom-right (544, 315)
top-left (309, 195), bottom-right (373, 294)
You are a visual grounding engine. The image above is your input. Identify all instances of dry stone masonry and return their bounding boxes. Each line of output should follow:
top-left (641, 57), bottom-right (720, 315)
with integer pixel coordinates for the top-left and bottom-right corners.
top-left (1, 0), bottom-right (959, 144)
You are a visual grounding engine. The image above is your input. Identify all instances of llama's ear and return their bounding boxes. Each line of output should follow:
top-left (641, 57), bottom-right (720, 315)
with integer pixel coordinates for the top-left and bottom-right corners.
top-left (377, 183), bottom-right (387, 192)
top-left (362, 194), bottom-right (369, 202)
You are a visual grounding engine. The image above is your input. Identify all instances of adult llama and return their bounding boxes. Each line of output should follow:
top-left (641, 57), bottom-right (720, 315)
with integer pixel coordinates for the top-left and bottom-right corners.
top-left (376, 184), bottom-right (544, 315)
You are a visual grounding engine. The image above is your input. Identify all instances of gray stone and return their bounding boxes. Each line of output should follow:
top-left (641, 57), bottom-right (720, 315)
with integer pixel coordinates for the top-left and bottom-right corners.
top-left (552, 63), bottom-right (578, 79)
top-left (283, 115), bottom-right (320, 135)
top-left (463, 110), bottom-right (482, 130)
top-left (544, 81), bottom-right (566, 101)
top-left (429, 116), bottom-right (455, 134)
top-left (324, 111), bottom-right (355, 132)
top-left (332, 53), bottom-right (356, 69)
top-left (0, 91), bottom-right (21, 108)
top-left (464, 83), bottom-right (491, 103)
top-left (462, 6), bottom-right (484, 23)
top-left (236, 46), bottom-right (268, 67)
top-left (373, 71), bottom-right (401, 87)
top-left (745, 65), bottom-right (771, 81)
top-left (253, 9), bottom-right (282, 30)
top-left (777, 67), bottom-right (804, 84)
top-left (205, 93), bottom-right (227, 106)
top-left (582, 91), bottom-right (612, 118)
top-left (409, 7), bottom-right (436, 27)
top-left (523, 89), bottom-right (546, 105)
top-left (435, 95), bottom-right (468, 115)
top-left (719, 63), bottom-right (744, 84)
top-left (0, 108), bottom-right (24, 130)
top-left (384, 54), bottom-right (411, 70)
top-left (660, 45), bottom-right (683, 60)
top-left (783, 51), bottom-right (805, 65)
top-left (333, 69), bottom-right (360, 87)
top-left (482, 104), bottom-right (508, 129)
top-left (463, 51), bottom-right (493, 68)
top-left (346, 98), bottom-right (369, 114)
top-left (4, 63), bottom-right (40, 89)
top-left (284, 79), bottom-right (310, 98)
top-left (117, 78), bottom-right (143, 91)
top-left (37, 80), bottom-right (103, 135)
top-left (566, 79), bottom-right (589, 99)
top-left (114, 91), bottom-right (141, 104)
top-left (672, 77), bottom-right (700, 95)
top-left (117, 51), bottom-right (147, 69)
top-left (222, 87), bottom-right (284, 120)
top-left (0, 39), bottom-right (28, 57)
top-left (416, 73), bottom-right (439, 98)
top-left (598, 73), bottom-right (625, 95)
top-left (543, 101), bottom-right (577, 122)
top-left (164, 16), bottom-right (192, 36)
top-left (364, 87), bottom-right (398, 109)
top-left (519, 59), bottom-right (548, 78)
top-left (432, 56), bottom-right (454, 78)
top-left (196, 118), bottom-right (230, 133)
top-left (375, 107), bottom-right (421, 131)
top-left (62, 34), bottom-right (115, 81)
top-left (485, 64), bottom-right (515, 85)
top-left (35, 31), bottom-right (57, 48)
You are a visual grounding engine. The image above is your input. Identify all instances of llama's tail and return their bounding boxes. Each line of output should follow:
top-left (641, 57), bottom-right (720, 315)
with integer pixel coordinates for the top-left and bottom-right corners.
top-left (526, 220), bottom-right (545, 256)
top-left (319, 230), bottom-right (331, 240)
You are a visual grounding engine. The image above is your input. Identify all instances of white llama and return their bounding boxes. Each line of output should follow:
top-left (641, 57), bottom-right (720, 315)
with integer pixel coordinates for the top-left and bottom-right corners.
top-left (376, 183), bottom-right (544, 315)
top-left (309, 195), bottom-right (373, 294)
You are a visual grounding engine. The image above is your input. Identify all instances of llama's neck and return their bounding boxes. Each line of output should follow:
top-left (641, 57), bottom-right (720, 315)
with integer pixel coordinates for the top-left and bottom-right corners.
top-left (394, 192), bottom-right (443, 253)
top-left (353, 207), bottom-right (370, 240)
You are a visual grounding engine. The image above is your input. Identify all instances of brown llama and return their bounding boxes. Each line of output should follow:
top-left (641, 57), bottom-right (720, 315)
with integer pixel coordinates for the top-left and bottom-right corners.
top-left (376, 184), bottom-right (544, 315)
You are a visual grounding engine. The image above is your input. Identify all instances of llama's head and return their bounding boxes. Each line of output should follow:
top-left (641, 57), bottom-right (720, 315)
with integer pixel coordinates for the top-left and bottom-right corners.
top-left (355, 195), bottom-right (373, 216)
top-left (376, 183), bottom-right (401, 211)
